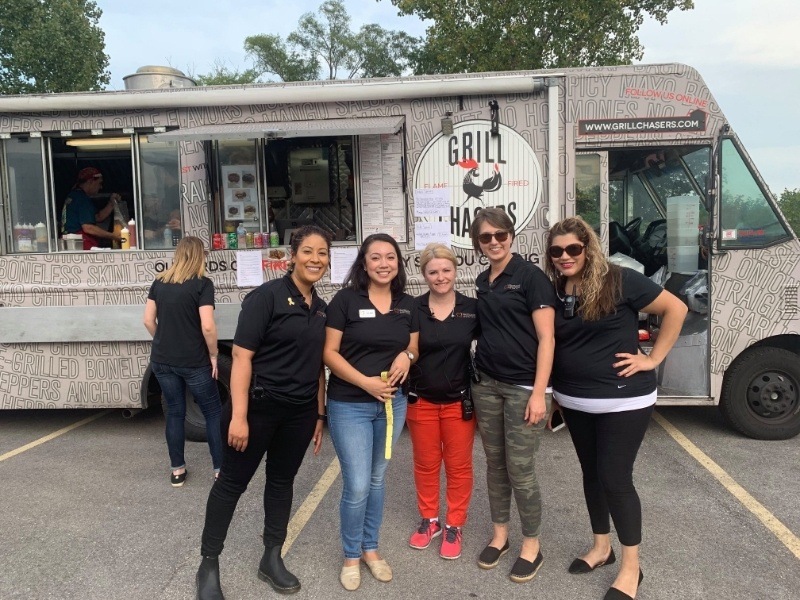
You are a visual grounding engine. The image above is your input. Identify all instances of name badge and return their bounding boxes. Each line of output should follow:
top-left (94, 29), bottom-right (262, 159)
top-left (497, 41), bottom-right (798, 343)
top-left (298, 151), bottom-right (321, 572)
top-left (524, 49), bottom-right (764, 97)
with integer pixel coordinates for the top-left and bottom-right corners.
top-left (359, 309), bottom-right (376, 318)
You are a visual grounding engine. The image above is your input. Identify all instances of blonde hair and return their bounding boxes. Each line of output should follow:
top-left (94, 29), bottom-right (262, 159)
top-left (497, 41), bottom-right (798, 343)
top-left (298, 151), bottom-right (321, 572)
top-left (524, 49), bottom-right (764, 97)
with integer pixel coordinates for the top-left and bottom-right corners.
top-left (157, 236), bottom-right (206, 284)
top-left (544, 217), bottom-right (621, 321)
top-left (419, 243), bottom-right (457, 273)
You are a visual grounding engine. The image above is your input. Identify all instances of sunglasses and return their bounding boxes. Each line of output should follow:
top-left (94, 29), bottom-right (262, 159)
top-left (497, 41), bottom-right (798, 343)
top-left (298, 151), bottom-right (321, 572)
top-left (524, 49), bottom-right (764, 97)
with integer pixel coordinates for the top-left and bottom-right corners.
top-left (478, 231), bottom-right (510, 244)
top-left (548, 243), bottom-right (585, 258)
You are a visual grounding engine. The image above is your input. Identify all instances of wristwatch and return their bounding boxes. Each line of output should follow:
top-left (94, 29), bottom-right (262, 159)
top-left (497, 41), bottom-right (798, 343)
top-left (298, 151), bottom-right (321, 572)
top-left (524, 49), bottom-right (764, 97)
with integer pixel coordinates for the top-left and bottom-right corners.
top-left (405, 351), bottom-right (415, 361)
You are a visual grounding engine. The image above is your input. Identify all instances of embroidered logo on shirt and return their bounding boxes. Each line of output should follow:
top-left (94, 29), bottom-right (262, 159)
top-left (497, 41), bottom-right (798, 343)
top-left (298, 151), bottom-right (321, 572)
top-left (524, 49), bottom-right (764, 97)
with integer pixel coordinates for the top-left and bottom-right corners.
top-left (504, 284), bottom-right (521, 290)
top-left (390, 308), bottom-right (411, 315)
top-left (453, 312), bottom-right (477, 319)
top-left (315, 310), bottom-right (327, 318)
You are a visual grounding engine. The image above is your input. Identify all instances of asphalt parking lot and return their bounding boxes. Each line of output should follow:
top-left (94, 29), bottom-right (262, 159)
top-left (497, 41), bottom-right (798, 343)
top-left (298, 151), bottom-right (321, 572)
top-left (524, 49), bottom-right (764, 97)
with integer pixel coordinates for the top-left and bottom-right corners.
top-left (1, 405), bottom-right (798, 600)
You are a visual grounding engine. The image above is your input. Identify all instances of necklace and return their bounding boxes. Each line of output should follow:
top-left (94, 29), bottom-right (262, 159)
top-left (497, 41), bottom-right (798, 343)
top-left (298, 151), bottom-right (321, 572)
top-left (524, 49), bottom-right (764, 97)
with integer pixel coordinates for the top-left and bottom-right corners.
top-left (429, 294), bottom-right (456, 319)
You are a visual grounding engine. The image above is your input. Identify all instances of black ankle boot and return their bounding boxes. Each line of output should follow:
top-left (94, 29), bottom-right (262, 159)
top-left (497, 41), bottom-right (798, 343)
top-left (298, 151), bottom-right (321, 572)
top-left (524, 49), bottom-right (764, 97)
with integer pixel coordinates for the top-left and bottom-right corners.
top-left (257, 545), bottom-right (301, 594)
top-left (196, 556), bottom-right (225, 600)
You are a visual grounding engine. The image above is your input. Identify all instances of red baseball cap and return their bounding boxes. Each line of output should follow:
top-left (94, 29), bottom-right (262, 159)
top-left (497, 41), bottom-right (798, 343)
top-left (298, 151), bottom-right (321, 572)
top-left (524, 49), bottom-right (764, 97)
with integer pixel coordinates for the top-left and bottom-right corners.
top-left (76, 167), bottom-right (102, 183)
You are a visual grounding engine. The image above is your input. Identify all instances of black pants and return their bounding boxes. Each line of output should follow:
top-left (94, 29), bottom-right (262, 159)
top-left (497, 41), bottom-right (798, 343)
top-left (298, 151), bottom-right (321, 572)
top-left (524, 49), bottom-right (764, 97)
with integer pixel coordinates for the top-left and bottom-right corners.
top-left (200, 396), bottom-right (317, 556)
top-left (561, 404), bottom-right (654, 547)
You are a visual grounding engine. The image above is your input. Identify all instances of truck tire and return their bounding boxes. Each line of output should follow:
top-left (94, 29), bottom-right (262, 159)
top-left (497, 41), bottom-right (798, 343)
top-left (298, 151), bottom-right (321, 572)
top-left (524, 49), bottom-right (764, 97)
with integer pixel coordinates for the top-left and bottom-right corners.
top-left (184, 354), bottom-right (233, 443)
top-left (719, 347), bottom-right (800, 440)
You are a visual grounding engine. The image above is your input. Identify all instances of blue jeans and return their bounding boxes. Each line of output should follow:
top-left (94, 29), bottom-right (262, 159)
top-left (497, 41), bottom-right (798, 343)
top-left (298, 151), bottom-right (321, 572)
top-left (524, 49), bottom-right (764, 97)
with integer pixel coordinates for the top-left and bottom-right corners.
top-left (328, 392), bottom-right (407, 559)
top-left (151, 361), bottom-right (223, 471)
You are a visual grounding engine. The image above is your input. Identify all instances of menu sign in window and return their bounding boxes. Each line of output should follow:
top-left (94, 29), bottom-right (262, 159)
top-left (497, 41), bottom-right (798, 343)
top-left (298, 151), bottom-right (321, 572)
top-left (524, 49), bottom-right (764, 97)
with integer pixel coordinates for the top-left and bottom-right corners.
top-left (359, 135), bottom-right (406, 241)
top-left (221, 165), bottom-right (258, 221)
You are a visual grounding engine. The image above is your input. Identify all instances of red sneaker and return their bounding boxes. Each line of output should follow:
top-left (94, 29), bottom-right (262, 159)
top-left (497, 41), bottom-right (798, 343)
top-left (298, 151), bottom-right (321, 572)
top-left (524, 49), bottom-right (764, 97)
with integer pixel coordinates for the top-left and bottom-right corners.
top-left (440, 526), bottom-right (462, 560)
top-left (409, 518), bottom-right (442, 549)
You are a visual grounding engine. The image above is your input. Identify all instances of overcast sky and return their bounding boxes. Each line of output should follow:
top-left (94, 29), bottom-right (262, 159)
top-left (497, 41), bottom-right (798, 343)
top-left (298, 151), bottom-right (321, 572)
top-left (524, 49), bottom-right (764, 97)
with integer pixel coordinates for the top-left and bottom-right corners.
top-left (95, 0), bottom-right (800, 193)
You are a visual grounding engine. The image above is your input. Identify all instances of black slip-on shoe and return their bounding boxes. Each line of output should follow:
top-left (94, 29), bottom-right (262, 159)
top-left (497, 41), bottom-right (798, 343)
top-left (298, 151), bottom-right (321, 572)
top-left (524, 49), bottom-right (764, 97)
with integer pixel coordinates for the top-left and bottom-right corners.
top-left (509, 551), bottom-right (544, 583)
top-left (171, 470), bottom-right (187, 487)
top-left (568, 547), bottom-right (616, 574)
top-left (603, 569), bottom-right (644, 600)
top-left (477, 540), bottom-right (510, 569)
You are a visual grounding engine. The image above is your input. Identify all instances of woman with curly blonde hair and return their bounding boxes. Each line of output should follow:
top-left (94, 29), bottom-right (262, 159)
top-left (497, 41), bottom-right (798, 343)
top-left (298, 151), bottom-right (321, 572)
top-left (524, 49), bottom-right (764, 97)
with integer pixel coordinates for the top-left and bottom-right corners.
top-left (545, 216), bottom-right (686, 600)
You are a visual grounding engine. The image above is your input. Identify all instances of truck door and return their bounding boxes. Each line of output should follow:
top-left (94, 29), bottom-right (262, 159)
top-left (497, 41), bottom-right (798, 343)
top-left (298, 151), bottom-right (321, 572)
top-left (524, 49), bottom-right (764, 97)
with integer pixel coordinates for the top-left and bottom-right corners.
top-left (576, 146), bottom-right (713, 398)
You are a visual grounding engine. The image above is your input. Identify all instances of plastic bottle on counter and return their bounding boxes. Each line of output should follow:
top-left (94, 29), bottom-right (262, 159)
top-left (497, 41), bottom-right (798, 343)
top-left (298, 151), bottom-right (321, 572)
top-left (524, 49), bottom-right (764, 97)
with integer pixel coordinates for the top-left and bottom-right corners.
top-left (269, 223), bottom-right (279, 248)
top-left (13, 223), bottom-right (23, 251)
top-left (163, 226), bottom-right (172, 248)
top-left (120, 226), bottom-right (130, 250)
top-left (35, 222), bottom-right (48, 251)
top-left (112, 221), bottom-right (123, 249)
top-left (18, 223), bottom-right (34, 252)
top-left (127, 219), bottom-right (137, 248)
top-left (236, 223), bottom-right (247, 249)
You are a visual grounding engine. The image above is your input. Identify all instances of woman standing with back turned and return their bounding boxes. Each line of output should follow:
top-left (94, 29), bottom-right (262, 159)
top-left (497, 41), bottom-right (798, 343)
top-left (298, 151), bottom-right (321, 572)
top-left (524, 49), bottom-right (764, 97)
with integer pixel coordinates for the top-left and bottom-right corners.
top-left (545, 217), bottom-right (686, 600)
top-left (469, 207), bottom-right (556, 583)
top-left (323, 233), bottom-right (418, 591)
top-left (143, 236), bottom-right (222, 486)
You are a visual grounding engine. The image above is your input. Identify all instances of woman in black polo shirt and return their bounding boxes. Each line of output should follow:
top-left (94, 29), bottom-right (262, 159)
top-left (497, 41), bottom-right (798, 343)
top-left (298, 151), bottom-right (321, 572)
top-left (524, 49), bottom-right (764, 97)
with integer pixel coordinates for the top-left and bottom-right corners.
top-left (407, 243), bottom-right (478, 560)
top-left (323, 233), bottom-right (419, 591)
top-left (195, 225), bottom-right (332, 600)
top-left (545, 217), bottom-right (686, 600)
top-left (143, 236), bottom-right (222, 487)
top-left (469, 207), bottom-right (556, 583)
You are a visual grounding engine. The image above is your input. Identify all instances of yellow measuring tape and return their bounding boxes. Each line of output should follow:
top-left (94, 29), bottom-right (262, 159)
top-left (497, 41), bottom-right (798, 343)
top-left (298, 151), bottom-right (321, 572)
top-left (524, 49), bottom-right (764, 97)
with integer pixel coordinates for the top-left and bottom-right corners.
top-left (381, 371), bottom-right (393, 460)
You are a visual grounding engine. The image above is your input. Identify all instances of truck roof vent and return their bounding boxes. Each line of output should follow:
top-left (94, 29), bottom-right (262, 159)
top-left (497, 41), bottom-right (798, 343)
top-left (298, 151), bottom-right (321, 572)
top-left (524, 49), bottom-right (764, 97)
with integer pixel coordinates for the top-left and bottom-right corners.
top-left (122, 66), bottom-right (196, 90)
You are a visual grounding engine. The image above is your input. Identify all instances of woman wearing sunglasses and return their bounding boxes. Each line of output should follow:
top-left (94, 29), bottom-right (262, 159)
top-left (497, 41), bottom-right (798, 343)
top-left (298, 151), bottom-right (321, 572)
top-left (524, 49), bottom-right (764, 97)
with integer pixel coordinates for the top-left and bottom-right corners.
top-left (468, 207), bottom-right (556, 583)
top-left (545, 216), bottom-right (686, 600)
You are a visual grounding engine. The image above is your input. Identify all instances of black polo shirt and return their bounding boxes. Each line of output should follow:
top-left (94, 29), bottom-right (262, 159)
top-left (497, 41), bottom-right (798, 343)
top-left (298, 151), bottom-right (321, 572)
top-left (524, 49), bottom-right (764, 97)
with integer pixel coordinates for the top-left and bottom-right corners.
top-left (475, 253), bottom-right (556, 386)
top-left (148, 276), bottom-right (215, 368)
top-left (552, 267), bottom-right (662, 399)
top-left (326, 287), bottom-right (419, 403)
top-left (233, 275), bottom-right (327, 404)
top-left (410, 291), bottom-right (478, 403)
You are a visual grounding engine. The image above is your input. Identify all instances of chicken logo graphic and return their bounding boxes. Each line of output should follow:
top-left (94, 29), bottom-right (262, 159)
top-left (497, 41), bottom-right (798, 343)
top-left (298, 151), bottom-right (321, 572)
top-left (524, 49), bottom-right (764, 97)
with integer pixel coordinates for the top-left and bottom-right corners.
top-left (457, 159), bottom-right (502, 206)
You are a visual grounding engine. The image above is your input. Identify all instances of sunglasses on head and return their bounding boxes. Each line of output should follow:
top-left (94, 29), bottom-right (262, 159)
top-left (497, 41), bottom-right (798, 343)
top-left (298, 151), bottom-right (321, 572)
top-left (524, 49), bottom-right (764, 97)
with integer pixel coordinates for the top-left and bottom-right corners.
top-left (548, 243), bottom-right (585, 258)
top-left (478, 231), bottom-right (510, 244)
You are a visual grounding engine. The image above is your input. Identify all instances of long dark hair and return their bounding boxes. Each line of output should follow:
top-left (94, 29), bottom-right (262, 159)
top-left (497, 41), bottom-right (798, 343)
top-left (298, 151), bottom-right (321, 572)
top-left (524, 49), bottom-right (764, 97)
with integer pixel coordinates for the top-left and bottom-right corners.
top-left (343, 233), bottom-right (407, 295)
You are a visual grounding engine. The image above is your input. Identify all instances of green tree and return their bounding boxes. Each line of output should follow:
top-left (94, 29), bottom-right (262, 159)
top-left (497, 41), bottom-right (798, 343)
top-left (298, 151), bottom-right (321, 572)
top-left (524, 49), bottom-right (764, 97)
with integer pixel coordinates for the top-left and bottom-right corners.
top-left (245, 0), bottom-right (419, 81)
top-left (388, 0), bottom-right (693, 74)
top-left (195, 61), bottom-right (260, 86)
top-left (778, 188), bottom-right (800, 235)
top-left (0, 0), bottom-right (109, 93)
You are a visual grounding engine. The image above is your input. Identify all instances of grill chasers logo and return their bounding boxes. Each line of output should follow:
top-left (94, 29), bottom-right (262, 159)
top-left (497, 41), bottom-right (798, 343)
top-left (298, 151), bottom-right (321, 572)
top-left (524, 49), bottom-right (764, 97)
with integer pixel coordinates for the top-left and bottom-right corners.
top-left (414, 120), bottom-right (542, 249)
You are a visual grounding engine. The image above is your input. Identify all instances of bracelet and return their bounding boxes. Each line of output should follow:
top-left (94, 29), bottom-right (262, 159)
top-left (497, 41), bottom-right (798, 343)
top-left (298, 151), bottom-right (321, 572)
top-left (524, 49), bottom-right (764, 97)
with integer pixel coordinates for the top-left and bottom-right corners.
top-left (317, 414), bottom-right (327, 422)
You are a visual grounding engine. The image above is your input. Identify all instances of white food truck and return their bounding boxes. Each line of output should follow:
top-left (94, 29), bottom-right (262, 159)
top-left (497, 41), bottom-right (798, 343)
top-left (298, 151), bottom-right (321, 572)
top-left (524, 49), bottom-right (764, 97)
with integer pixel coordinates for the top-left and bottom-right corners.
top-left (1, 64), bottom-right (797, 440)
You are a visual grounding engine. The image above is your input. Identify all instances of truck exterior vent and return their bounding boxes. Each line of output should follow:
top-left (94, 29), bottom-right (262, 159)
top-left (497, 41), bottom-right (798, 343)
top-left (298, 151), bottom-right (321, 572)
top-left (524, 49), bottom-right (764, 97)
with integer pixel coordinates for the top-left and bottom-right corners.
top-left (784, 285), bottom-right (798, 320)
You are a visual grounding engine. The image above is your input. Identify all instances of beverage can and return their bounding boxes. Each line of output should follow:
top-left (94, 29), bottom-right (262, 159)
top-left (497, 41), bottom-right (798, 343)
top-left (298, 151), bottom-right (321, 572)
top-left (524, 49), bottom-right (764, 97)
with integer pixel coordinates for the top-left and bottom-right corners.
top-left (227, 232), bottom-right (238, 249)
top-left (254, 232), bottom-right (264, 249)
top-left (246, 232), bottom-right (254, 248)
top-left (212, 233), bottom-right (224, 250)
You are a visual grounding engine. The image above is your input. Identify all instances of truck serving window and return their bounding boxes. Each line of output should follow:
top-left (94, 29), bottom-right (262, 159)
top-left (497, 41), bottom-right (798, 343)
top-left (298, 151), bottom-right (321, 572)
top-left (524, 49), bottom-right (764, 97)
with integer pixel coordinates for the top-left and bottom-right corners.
top-left (720, 137), bottom-right (790, 248)
top-left (2, 136), bottom-right (50, 253)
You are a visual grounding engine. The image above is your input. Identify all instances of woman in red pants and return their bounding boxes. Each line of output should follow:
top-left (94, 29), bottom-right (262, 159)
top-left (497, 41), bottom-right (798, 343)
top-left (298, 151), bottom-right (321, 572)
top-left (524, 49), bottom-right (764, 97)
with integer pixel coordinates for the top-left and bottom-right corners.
top-left (406, 243), bottom-right (479, 560)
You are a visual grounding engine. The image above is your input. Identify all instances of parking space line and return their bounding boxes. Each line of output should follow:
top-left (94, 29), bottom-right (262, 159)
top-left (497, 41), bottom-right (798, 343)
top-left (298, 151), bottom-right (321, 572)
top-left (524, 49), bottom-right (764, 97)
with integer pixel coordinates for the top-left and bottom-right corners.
top-left (282, 456), bottom-right (341, 557)
top-left (0, 410), bottom-right (112, 463)
top-left (653, 411), bottom-right (800, 560)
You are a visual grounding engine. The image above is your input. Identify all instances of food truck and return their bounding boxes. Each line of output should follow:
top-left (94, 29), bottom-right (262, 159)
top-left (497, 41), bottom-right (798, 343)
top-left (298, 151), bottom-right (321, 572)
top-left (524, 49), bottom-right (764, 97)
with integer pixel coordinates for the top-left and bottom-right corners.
top-left (1, 64), bottom-right (798, 440)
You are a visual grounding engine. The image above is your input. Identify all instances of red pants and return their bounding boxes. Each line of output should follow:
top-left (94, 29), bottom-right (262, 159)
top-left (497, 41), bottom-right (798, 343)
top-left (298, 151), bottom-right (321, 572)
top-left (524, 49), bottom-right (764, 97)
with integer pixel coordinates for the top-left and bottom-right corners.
top-left (406, 398), bottom-right (476, 527)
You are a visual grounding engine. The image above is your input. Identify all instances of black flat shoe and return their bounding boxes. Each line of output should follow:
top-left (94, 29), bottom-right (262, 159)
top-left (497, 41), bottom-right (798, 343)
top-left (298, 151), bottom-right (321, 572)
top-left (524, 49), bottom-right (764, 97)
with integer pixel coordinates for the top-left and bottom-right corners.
top-left (568, 547), bottom-right (616, 574)
top-left (603, 569), bottom-right (644, 600)
top-left (477, 540), bottom-right (510, 569)
top-left (257, 545), bottom-right (301, 594)
top-left (509, 551), bottom-right (544, 583)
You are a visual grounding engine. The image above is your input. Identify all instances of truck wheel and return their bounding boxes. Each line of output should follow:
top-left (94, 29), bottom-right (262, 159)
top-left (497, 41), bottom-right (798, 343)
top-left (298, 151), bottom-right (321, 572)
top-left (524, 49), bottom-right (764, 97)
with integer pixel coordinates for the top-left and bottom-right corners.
top-left (184, 354), bottom-right (232, 443)
top-left (720, 347), bottom-right (800, 440)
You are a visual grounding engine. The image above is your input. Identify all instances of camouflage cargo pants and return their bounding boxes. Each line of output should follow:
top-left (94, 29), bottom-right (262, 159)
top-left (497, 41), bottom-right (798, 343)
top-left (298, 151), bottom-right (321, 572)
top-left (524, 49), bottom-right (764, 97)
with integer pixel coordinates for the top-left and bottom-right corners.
top-left (471, 370), bottom-right (550, 538)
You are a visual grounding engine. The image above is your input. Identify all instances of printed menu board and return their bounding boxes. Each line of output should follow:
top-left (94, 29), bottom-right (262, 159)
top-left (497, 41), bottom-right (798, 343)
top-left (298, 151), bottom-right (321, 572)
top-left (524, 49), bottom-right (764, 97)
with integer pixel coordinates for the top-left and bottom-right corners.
top-left (359, 134), bottom-right (406, 241)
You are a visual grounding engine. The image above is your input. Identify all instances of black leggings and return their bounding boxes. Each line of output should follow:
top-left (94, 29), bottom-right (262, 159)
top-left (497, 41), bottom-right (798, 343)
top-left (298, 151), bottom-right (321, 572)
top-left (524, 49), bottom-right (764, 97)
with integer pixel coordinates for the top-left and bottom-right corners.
top-left (561, 404), bottom-right (654, 547)
top-left (200, 396), bottom-right (317, 556)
